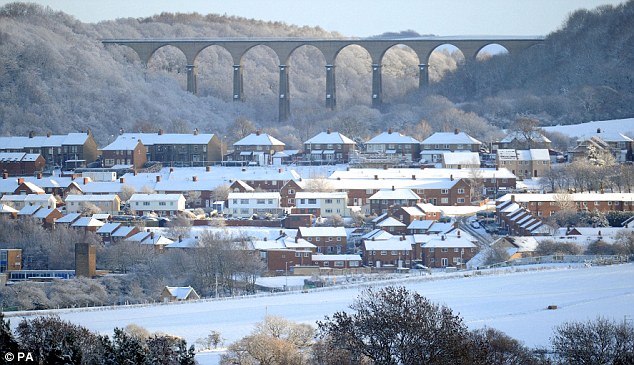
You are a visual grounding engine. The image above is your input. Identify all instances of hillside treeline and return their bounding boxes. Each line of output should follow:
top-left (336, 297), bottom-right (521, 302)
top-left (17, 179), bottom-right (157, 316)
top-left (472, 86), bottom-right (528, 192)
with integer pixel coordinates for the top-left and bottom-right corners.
top-left (0, 1), bottom-right (632, 147)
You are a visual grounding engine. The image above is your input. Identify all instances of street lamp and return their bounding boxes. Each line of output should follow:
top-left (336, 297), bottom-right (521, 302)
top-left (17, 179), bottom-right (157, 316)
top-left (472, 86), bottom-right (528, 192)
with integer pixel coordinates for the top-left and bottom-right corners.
top-left (285, 260), bottom-right (293, 291)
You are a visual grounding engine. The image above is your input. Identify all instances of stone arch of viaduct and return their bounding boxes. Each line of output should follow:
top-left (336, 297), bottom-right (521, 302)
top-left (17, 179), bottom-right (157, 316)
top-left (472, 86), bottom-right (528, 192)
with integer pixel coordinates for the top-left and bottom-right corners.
top-left (102, 37), bottom-right (543, 121)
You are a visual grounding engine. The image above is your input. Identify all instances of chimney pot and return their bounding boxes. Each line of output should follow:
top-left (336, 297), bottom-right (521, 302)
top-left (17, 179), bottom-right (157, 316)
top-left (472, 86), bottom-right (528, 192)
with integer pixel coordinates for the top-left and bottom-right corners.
top-left (28, 131), bottom-right (34, 138)
top-left (412, 175), bottom-right (416, 180)
top-left (83, 177), bottom-right (89, 185)
top-left (193, 128), bottom-right (199, 135)
top-left (206, 166), bottom-right (211, 172)
top-left (597, 128), bottom-right (601, 133)
top-left (326, 129), bottom-right (331, 134)
top-left (170, 167), bottom-right (174, 173)
top-left (392, 185), bottom-right (395, 191)
top-left (264, 237), bottom-right (267, 241)
top-left (278, 168), bottom-right (282, 173)
top-left (2, 172), bottom-right (7, 179)
top-left (450, 174), bottom-right (454, 181)
top-left (388, 128), bottom-right (393, 134)
top-left (383, 164), bottom-right (388, 170)
top-left (374, 175), bottom-right (378, 180)
top-left (150, 232), bottom-right (155, 239)
top-left (454, 128), bottom-right (459, 135)
top-left (256, 130), bottom-right (261, 136)
top-left (18, 177), bottom-right (24, 185)
top-left (119, 177), bottom-right (125, 183)
top-left (156, 175), bottom-right (161, 182)
top-left (192, 176), bottom-right (198, 182)
top-left (511, 195), bottom-right (516, 202)
top-left (134, 170), bottom-right (138, 176)
top-left (46, 132), bottom-right (51, 138)
top-left (36, 173), bottom-right (42, 179)
top-left (178, 235), bottom-right (182, 242)
top-left (158, 129), bottom-right (164, 135)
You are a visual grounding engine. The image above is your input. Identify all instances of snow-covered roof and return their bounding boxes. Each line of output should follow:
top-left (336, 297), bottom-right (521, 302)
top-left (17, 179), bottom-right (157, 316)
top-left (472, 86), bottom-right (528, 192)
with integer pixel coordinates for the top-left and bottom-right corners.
top-left (252, 235), bottom-right (315, 250)
top-left (369, 188), bottom-right (420, 201)
top-left (97, 222), bottom-right (121, 234)
top-left (416, 203), bottom-right (442, 213)
top-left (0, 152), bottom-right (42, 163)
top-left (577, 131), bottom-right (633, 143)
top-left (421, 132), bottom-right (482, 145)
top-left (56, 213), bottom-right (82, 223)
top-left (376, 217), bottom-right (406, 227)
top-left (361, 229), bottom-right (394, 241)
top-left (422, 236), bottom-right (476, 248)
top-left (111, 226), bottom-right (137, 237)
top-left (442, 152), bottom-right (480, 165)
top-left (120, 132), bottom-right (216, 145)
top-left (298, 227), bottom-right (347, 237)
top-left (366, 131), bottom-right (420, 144)
top-left (65, 194), bottom-right (119, 202)
top-left (165, 286), bottom-right (197, 300)
top-left (407, 220), bottom-right (435, 230)
top-left (0, 133), bottom-right (91, 150)
top-left (328, 167), bottom-right (515, 180)
top-left (18, 205), bottom-right (41, 215)
top-left (141, 234), bottom-right (174, 246)
top-left (71, 217), bottom-right (105, 228)
top-left (0, 204), bottom-right (18, 214)
top-left (101, 135), bottom-right (142, 151)
top-left (498, 149), bottom-right (549, 161)
top-left (129, 193), bottom-right (184, 202)
top-left (305, 131), bottom-right (355, 145)
top-left (497, 192), bottom-right (634, 203)
top-left (363, 239), bottom-right (412, 251)
top-left (234, 133), bottom-right (285, 146)
top-left (295, 192), bottom-right (347, 199)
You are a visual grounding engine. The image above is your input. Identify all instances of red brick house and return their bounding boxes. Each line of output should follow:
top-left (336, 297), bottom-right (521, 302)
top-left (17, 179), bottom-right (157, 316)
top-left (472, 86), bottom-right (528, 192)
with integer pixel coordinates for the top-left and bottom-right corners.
top-left (297, 226), bottom-right (347, 254)
top-left (418, 233), bottom-right (478, 268)
top-left (362, 236), bottom-right (413, 268)
top-left (100, 136), bottom-right (147, 170)
top-left (303, 130), bottom-right (356, 164)
top-left (251, 235), bottom-right (316, 272)
top-left (369, 187), bottom-right (421, 215)
top-left (280, 179), bottom-right (305, 208)
top-left (0, 153), bottom-right (45, 176)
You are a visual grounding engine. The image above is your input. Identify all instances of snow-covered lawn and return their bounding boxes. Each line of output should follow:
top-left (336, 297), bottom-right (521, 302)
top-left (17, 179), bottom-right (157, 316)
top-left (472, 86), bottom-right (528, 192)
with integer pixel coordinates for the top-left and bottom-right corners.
top-left (542, 117), bottom-right (634, 137)
top-left (7, 263), bottom-right (634, 364)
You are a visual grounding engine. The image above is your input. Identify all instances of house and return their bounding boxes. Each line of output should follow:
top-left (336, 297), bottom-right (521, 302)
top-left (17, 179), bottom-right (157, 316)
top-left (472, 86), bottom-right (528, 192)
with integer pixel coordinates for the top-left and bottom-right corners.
top-left (251, 235), bottom-right (316, 272)
top-left (407, 220), bottom-right (435, 234)
top-left (497, 193), bottom-right (634, 219)
top-left (231, 131), bottom-right (285, 166)
top-left (303, 130), bottom-right (356, 164)
top-left (283, 213), bottom-right (313, 229)
top-left (279, 179), bottom-right (305, 208)
top-left (0, 131), bottom-right (99, 169)
top-left (228, 192), bottom-right (282, 219)
top-left (496, 149), bottom-right (550, 180)
top-left (362, 237), bottom-right (413, 268)
top-left (568, 128), bottom-right (633, 163)
top-left (0, 194), bottom-right (57, 210)
top-left (368, 188), bottom-right (421, 215)
top-left (297, 227), bottom-right (347, 254)
top-left (419, 234), bottom-right (478, 268)
top-left (71, 217), bottom-right (105, 232)
top-left (32, 207), bottom-right (63, 229)
top-left (13, 177), bottom-right (46, 195)
top-left (100, 136), bottom-right (147, 170)
top-left (96, 223), bottom-right (121, 244)
top-left (364, 129), bottom-right (421, 162)
top-left (420, 129), bottom-right (482, 164)
top-left (129, 193), bottom-right (186, 216)
top-left (117, 129), bottom-right (222, 165)
top-left (494, 130), bottom-right (552, 151)
top-left (65, 194), bottom-right (121, 215)
top-left (0, 204), bottom-right (18, 219)
top-left (293, 192), bottom-right (348, 217)
top-left (0, 153), bottom-right (46, 176)
top-left (441, 152), bottom-right (480, 169)
top-left (110, 226), bottom-right (140, 243)
top-left (160, 286), bottom-right (200, 302)
top-left (311, 254), bottom-right (362, 269)
top-left (374, 216), bottom-right (407, 234)
top-left (491, 236), bottom-right (539, 260)
top-left (55, 212), bottom-right (82, 226)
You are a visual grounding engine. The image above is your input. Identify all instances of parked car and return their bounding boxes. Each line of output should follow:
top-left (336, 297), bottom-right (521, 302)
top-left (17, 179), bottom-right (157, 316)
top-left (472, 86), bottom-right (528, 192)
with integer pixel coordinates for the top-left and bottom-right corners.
top-left (470, 221), bottom-right (480, 229)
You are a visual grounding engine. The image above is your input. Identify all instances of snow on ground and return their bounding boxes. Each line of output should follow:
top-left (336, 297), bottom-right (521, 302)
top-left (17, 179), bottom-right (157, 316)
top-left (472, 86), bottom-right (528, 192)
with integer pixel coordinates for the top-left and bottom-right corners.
top-left (542, 118), bottom-right (634, 138)
top-left (8, 263), bottom-right (634, 365)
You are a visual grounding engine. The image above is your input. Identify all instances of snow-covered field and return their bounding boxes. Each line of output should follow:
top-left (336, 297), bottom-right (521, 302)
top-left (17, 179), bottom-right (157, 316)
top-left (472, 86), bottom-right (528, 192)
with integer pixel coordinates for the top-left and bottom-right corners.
top-left (8, 263), bottom-right (634, 364)
top-left (542, 117), bottom-right (634, 137)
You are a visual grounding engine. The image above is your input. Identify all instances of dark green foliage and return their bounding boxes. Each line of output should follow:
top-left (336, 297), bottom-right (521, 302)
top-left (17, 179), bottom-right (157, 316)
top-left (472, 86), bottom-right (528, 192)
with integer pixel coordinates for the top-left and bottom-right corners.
top-left (0, 312), bottom-right (19, 359)
top-left (606, 211), bottom-right (634, 227)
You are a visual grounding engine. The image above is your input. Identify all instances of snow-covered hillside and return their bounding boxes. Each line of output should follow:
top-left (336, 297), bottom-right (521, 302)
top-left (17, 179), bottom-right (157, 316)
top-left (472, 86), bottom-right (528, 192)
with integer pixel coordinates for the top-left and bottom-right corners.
top-left (9, 263), bottom-right (634, 364)
top-left (542, 118), bottom-right (634, 138)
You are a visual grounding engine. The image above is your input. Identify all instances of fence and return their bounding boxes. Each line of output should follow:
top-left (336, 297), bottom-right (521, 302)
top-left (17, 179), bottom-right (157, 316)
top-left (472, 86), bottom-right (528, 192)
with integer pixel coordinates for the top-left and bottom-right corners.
top-left (487, 254), bottom-right (631, 268)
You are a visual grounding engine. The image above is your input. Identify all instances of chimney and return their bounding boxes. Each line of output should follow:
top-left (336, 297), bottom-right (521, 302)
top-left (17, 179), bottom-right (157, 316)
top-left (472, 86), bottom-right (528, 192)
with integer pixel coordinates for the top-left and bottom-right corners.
top-left (454, 128), bottom-right (459, 135)
top-left (179, 235), bottom-right (182, 242)
top-left (598, 230), bottom-right (602, 237)
top-left (134, 170), bottom-right (138, 176)
top-left (150, 232), bottom-right (155, 239)
top-left (388, 128), bottom-right (393, 134)
top-left (263, 237), bottom-right (267, 241)
top-left (35, 172), bottom-right (41, 179)
top-left (28, 131), bottom-right (35, 138)
top-left (279, 230), bottom-right (283, 236)
top-left (412, 175), bottom-right (416, 180)
top-left (119, 177), bottom-right (125, 184)
top-left (511, 195), bottom-right (516, 202)
top-left (346, 167), bottom-right (350, 171)
top-left (597, 128), bottom-right (601, 133)
top-left (46, 132), bottom-right (51, 138)
top-left (170, 167), bottom-right (174, 173)
top-left (337, 177), bottom-right (341, 180)
top-left (156, 175), bottom-right (161, 182)
top-left (441, 235), bottom-right (446, 241)
top-left (256, 130), bottom-right (261, 136)
top-left (383, 164), bottom-right (388, 170)
top-left (295, 236), bottom-right (299, 243)
top-left (278, 168), bottom-right (282, 173)
top-left (193, 128), bottom-right (199, 135)
top-left (495, 165), bottom-right (499, 170)
top-left (17, 177), bottom-right (24, 185)
top-left (119, 128), bottom-right (124, 135)
top-left (391, 185), bottom-right (395, 191)
top-left (400, 236), bottom-right (403, 241)
top-left (2, 171), bottom-right (7, 179)
top-left (374, 175), bottom-right (378, 180)
top-left (450, 174), bottom-right (454, 181)
top-left (83, 177), bottom-right (89, 185)
top-left (299, 177), bottom-right (302, 182)
top-left (192, 176), bottom-right (198, 182)
top-left (206, 166), bottom-right (211, 172)
top-left (457, 165), bottom-right (462, 170)
top-left (457, 230), bottom-right (461, 238)
top-left (158, 129), bottom-right (164, 135)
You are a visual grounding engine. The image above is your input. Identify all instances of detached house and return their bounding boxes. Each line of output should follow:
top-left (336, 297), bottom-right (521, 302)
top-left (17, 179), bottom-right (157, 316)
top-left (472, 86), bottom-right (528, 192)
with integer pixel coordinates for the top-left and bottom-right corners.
top-left (304, 130), bottom-right (356, 164)
top-left (420, 129), bottom-right (482, 164)
top-left (231, 131), bottom-right (285, 166)
top-left (497, 149), bottom-right (550, 180)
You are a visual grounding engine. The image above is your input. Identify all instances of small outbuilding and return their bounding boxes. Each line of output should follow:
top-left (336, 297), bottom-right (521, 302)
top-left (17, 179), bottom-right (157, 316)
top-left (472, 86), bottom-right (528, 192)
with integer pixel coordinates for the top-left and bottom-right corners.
top-left (160, 286), bottom-right (200, 302)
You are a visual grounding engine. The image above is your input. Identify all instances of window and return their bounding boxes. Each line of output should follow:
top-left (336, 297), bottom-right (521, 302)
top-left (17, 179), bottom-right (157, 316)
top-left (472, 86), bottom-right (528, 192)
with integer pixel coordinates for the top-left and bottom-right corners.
top-left (240, 199), bottom-right (249, 204)
top-left (288, 198), bottom-right (294, 204)
top-left (337, 237), bottom-right (342, 241)
top-left (391, 250), bottom-right (397, 255)
top-left (441, 248), bottom-right (448, 252)
top-left (295, 252), bottom-right (301, 257)
top-left (315, 237), bottom-right (320, 242)
top-left (328, 237), bottom-right (333, 241)
top-left (350, 261), bottom-right (359, 267)
top-left (288, 189), bottom-right (295, 194)
top-left (380, 250), bottom-right (387, 256)
top-left (143, 202), bottom-right (150, 206)
top-left (457, 198), bottom-right (465, 203)
top-left (429, 248), bottom-right (434, 252)
top-left (453, 257), bottom-right (460, 263)
top-left (323, 261), bottom-right (329, 266)
top-left (441, 189), bottom-right (449, 194)
top-left (457, 188), bottom-right (464, 194)
top-left (325, 199), bottom-right (333, 204)
top-left (441, 198), bottom-right (449, 204)
top-left (308, 199), bottom-right (317, 204)
top-left (441, 258), bottom-right (448, 266)
top-left (257, 199), bottom-right (265, 204)
top-left (454, 248), bottom-right (459, 252)
top-left (159, 202), bottom-right (166, 206)
top-left (334, 261), bottom-right (344, 267)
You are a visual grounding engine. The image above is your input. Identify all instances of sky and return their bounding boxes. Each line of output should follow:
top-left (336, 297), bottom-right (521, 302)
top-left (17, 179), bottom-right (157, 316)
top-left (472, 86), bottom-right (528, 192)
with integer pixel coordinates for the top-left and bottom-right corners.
top-left (0, 0), bottom-right (626, 37)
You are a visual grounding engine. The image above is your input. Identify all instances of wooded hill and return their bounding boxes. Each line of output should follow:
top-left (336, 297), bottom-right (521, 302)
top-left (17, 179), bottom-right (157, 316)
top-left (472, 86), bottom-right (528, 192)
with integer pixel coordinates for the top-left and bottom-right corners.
top-left (0, 1), bottom-right (632, 147)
